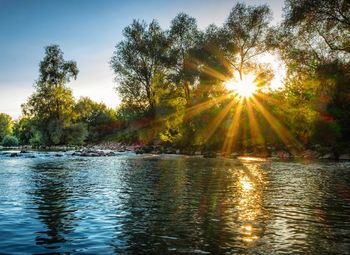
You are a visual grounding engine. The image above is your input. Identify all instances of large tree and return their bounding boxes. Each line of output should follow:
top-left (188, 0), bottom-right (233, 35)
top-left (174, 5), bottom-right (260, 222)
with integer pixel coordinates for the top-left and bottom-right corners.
top-left (277, 0), bottom-right (350, 154)
top-left (111, 20), bottom-right (170, 113)
top-left (222, 3), bottom-right (272, 81)
top-left (22, 45), bottom-right (85, 146)
top-left (169, 13), bottom-right (201, 103)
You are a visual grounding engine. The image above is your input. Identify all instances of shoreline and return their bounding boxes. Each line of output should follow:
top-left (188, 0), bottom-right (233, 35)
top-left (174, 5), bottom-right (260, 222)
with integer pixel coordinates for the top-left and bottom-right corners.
top-left (1, 143), bottom-right (350, 161)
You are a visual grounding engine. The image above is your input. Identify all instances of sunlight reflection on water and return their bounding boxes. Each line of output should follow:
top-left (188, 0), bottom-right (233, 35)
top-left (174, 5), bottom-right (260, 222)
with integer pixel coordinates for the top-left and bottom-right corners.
top-left (0, 154), bottom-right (350, 254)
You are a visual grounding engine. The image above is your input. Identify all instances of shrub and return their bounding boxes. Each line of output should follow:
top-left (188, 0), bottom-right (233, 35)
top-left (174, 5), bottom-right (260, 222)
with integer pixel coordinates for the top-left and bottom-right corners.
top-left (2, 135), bottom-right (19, 147)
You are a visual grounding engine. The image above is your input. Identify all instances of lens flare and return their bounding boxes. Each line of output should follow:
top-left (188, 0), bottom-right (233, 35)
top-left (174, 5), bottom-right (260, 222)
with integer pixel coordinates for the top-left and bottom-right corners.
top-left (224, 74), bottom-right (257, 98)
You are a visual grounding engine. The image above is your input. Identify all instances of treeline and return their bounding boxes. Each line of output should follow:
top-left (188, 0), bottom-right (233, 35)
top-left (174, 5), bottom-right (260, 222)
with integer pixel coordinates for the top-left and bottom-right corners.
top-left (1, 1), bottom-right (349, 156)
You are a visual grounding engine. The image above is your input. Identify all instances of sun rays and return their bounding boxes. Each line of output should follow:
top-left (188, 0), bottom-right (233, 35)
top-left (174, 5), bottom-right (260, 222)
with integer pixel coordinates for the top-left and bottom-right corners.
top-left (126, 68), bottom-right (300, 154)
top-left (224, 73), bottom-right (257, 98)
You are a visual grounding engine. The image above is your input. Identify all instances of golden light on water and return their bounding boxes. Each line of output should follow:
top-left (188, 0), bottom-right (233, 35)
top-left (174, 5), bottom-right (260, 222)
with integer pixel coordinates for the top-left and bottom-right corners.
top-left (240, 177), bottom-right (254, 191)
top-left (236, 163), bottom-right (265, 245)
top-left (224, 73), bottom-right (257, 98)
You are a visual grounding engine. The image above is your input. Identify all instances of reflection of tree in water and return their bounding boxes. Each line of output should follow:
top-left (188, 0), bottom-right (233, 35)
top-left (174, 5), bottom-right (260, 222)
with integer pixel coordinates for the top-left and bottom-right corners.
top-left (110, 156), bottom-right (268, 254)
top-left (29, 161), bottom-right (76, 250)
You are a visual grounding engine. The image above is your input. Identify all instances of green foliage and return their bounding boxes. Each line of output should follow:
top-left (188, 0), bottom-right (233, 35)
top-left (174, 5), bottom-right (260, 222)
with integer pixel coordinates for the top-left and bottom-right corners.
top-left (22, 45), bottom-right (83, 146)
top-left (168, 13), bottom-right (201, 102)
top-left (110, 19), bottom-right (171, 111)
top-left (64, 122), bottom-right (88, 145)
top-left (2, 2), bottom-right (349, 154)
top-left (30, 132), bottom-right (42, 147)
top-left (75, 97), bottom-right (116, 126)
top-left (2, 135), bottom-right (19, 147)
top-left (0, 113), bottom-right (13, 141)
top-left (13, 117), bottom-right (33, 145)
top-left (75, 97), bottom-right (117, 141)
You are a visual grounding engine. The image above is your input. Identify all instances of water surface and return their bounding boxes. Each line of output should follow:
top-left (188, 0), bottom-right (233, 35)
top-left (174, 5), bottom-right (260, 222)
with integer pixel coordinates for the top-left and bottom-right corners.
top-left (1, 152), bottom-right (350, 254)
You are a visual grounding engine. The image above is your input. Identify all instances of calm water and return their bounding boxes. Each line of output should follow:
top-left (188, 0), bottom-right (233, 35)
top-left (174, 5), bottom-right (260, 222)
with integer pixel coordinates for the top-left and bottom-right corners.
top-left (1, 152), bottom-right (350, 254)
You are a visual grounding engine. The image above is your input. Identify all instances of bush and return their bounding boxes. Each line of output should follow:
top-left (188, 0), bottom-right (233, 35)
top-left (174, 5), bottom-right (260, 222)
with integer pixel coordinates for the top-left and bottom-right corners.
top-left (2, 135), bottom-right (19, 147)
top-left (64, 122), bottom-right (88, 145)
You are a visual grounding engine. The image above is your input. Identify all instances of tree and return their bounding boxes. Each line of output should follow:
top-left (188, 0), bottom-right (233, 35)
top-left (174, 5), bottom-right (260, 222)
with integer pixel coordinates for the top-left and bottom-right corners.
top-left (169, 13), bottom-right (201, 103)
top-left (75, 97), bottom-right (117, 140)
top-left (22, 45), bottom-right (86, 146)
top-left (75, 97), bottom-right (116, 127)
top-left (111, 20), bottom-right (171, 113)
top-left (0, 113), bottom-right (13, 141)
top-left (276, 0), bottom-right (350, 154)
top-left (284, 0), bottom-right (350, 55)
top-left (222, 3), bottom-right (272, 81)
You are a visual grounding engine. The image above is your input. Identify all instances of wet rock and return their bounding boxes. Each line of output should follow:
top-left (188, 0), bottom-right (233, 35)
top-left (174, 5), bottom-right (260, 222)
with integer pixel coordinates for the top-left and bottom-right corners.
top-left (10, 153), bottom-right (19, 157)
top-left (106, 151), bottom-right (116, 156)
top-left (20, 150), bottom-right (28, 154)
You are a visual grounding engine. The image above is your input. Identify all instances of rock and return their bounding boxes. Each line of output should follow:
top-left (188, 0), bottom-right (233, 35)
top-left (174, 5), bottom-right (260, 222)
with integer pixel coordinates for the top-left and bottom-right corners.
top-left (106, 152), bottom-right (116, 156)
top-left (55, 154), bottom-right (63, 157)
top-left (135, 148), bottom-right (144, 154)
top-left (176, 149), bottom-right (180, 154)
top-left (194, 151), bottom-right (202, 156)
top-left (20, 150), bottom-right (28, 153)
top-left (277, 151), bottom-right (291, 159)
top-left (319, 153), bottom-right (334, 160)
top-left (10, 153), bottom-right (19, 157)
top-left (97, 151), bottom-right (106, 156)
top-left (339, 154), bottom-right (350, 160)
top-left (165, 148), bottom-right (176, 154)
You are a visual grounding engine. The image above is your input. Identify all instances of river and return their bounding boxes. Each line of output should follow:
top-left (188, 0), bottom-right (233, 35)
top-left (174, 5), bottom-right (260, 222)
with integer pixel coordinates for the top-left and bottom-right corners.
top-left (0, 151), bottom-right (350, 254)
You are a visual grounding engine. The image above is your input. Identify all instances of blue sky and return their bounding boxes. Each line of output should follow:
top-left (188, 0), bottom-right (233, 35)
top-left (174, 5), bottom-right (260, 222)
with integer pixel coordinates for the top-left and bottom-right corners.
top-left (0, 0), bottom-right (284, 118)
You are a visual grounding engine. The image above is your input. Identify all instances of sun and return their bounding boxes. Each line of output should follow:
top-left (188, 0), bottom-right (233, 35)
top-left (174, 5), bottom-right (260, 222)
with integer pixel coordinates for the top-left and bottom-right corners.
top-left (224, 73), bottom-right (257, 98)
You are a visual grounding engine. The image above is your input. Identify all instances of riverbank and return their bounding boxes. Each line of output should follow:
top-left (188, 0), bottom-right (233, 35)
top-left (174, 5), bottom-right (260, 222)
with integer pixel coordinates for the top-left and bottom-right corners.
top-left (1, 143), bottom-right (350, 161)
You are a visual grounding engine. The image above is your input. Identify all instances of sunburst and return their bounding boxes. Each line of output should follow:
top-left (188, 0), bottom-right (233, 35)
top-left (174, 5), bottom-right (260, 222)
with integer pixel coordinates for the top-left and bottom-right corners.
top-left (224, 73), bottom-right (257, 98)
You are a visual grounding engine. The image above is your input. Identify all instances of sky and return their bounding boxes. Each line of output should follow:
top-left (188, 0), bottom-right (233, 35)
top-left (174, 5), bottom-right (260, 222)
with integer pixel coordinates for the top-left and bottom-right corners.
top-left (0, 0), bottom-right (284, 119)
